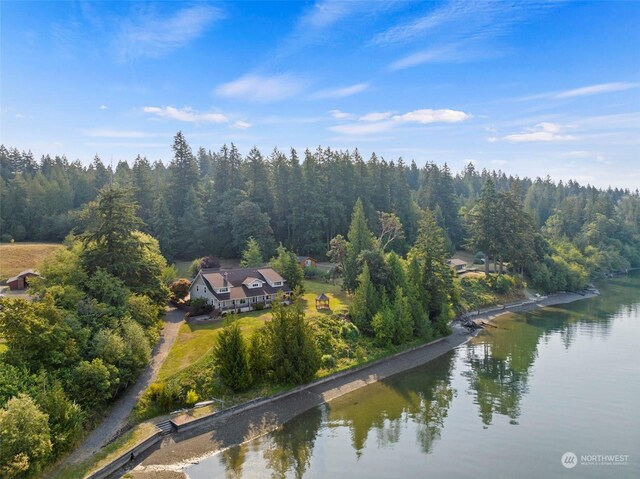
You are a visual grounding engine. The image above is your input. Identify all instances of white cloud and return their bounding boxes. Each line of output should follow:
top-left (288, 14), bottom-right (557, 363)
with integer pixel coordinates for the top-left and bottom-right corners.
top-left (82, 128), bottom-right (156, 138)
top-left (487, 136), bottom-right (498, 143)
top-left (312, 83), bottom-right (369, 99)
top-left (377, 1), bottom-right (553, 70)
top-left (359, 111), bottom-right (392, 122)
top-left (393, 108), bottom-right (470, 124)
top-left (520, 82), bottom-right (640, 101)
top-left (143, 106), bottom-right (228, 123)
top-left (329, 121), bottom-right (395, 136)
top-left (15, 113), bottom-right (26, 119)
top-left (215, 74), bottom-right (307, 103)
top-left (330, 109), bottom-right (355, 120)
top-left (231, 120), bottom-right (252, 130)
top-left (503, 122), bottom-right (576, 143)
top-left (99, 105), bottom-right (108, 110)
top-left (298, 1), bottom-right (359, 30)
top-left (491, 159), bottom-right (508, 165)
top-left (115, 5), bottom-right (222, 61)
top-left (554, 82), bottom-right (640, 99)
top-left (329, 107), bottom-right (471, 136)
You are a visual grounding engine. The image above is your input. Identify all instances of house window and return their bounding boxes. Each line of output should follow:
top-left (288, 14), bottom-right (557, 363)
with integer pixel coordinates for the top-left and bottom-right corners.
top-left (196, 285), bottom-right (199, 292)
top-left (274, 281), bottom-right (282, 286)
top-left (240, 299), bottom-right (246, 304)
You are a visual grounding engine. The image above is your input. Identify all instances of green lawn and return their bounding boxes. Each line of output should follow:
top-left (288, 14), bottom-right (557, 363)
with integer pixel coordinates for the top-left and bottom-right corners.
top-left (157, 313), bottom-right (268, 382)
top-left (157, 279), bottom-right (350, 383)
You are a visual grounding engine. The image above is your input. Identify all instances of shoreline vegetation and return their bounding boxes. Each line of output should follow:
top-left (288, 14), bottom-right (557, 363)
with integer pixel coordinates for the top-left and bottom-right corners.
top-left (81, 288), bottom-right (599, 479)
top-left (55, 291), bottom-right (598, 479)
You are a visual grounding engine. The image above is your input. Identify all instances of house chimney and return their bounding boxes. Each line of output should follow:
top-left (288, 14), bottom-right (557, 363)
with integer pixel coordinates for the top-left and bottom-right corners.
top-left (223, 272), bottom-right (228, 286)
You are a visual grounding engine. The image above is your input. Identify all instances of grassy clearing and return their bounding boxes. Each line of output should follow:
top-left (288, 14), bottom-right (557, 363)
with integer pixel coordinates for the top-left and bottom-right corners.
top-left (157, 314), bottom-right (268, 382)
top-left (301, 279), bottom-right (350, 314)
top-left (157, 280), bottom-right (349, 383)
top-left (49, 422), bottom-right (158, 479)
top-left (0, 242), bottom-right (62, 282)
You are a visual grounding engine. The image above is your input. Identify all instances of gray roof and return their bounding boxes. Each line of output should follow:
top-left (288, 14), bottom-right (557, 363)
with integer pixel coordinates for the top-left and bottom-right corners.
top-left (199, 267), bottom-right (289, 302)
top-left (6, 269), bottom-right (39, 283)
top-left (447, 259), bottom-right (467, 267)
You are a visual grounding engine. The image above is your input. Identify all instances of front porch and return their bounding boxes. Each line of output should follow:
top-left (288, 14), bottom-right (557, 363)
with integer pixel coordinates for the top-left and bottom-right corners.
top-left (217, 293), bottom-right (292, 315)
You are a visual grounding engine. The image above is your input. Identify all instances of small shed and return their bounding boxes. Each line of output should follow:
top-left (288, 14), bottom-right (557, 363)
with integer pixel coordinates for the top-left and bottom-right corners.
top-left (447, 259), bottom-right (467, 274)
top-left (297, 256), bottom-right (317, 268)
top-left (6, 269), bottom-right (40, 290)
top-left (315, 292), bottom-right (330, 310)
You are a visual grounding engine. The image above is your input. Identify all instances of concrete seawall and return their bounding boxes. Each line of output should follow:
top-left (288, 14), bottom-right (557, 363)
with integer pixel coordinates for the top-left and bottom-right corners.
top-left (92, 290), bottom-right (599, 479)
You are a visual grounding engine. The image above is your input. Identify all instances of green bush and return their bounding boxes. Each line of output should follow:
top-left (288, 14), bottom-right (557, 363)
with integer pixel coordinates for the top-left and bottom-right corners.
top-left (190, 297), bottom-right (213, 315)
top-left (185, 389), bottom-right (199, 407)
top-left (321, 354), bottom-right (336, 368)
top-left (255, 302), bottom-right (265, 311)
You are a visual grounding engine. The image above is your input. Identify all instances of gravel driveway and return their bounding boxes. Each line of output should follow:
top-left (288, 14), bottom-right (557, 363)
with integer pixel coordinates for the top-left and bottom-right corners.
top-left (63, 307), bottom-right (184, 466)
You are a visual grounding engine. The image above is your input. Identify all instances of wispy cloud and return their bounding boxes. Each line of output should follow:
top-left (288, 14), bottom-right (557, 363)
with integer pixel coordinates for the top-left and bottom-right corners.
top-left (521, 82), bottom-right (640, 101)
top-left (215, 73), bottom-right (307, 103)
top-left (503, 122), bottom-right (576, 143)
top-left (143, 106), bottom-right (228, 123)
top-left (330, 107), bottom-right (471, 135)
top-left (312, 83), bottom-right (369, 99)
top-left (360, 111), bottom-right (393, 122)
top-left (231, 120), bottom-right (252, 130)
top-left (555, 82), bottom-right (639, 98)
top-left (330, 109), bottom-right (355, 120)
top-left (82, 128), bottom-right (158, 138)
top-left (330, 121), bottom-right (396, 136)
top-left (376, 1), bottom-right (552, 70)
top-left (393, 108), bottom-right (470, 124)
top-left (115, 5), bottom-right (222, 61)
top-left (99, 105), bottom-right (108, 110)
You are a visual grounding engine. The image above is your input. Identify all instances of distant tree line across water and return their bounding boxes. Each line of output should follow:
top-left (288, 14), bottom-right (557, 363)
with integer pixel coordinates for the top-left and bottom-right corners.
top-left (1, 132), bottom-right (639, 291)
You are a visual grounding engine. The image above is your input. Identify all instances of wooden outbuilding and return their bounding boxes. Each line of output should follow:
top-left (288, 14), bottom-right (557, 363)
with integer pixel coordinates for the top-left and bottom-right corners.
top-left (297, 255), bottom-right (317, 268)
top-left (315, 292), bottom-right (330, 310)
top-left (6, 269), bottom-right (40, 290)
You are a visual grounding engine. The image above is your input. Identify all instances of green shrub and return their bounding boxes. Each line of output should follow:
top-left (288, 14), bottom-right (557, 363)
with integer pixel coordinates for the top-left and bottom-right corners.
top-left (321, 354), bottom-right (336, 368)
top-left (185, 389), bottom-right (199, 407)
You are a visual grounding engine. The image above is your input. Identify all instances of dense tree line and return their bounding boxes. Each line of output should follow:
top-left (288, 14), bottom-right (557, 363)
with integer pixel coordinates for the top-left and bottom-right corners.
top-left (0, 187), bottom-right (171, 478)
top-left (2, 133), bottom-right (639, 286)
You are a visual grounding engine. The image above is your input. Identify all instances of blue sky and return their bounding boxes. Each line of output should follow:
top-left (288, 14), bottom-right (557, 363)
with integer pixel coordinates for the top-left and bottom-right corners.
top-left (1, 1), bottom-right (639, 189)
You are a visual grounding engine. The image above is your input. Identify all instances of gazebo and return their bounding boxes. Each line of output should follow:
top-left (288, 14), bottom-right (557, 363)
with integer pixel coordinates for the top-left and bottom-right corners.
top-left (315, 293), bottom-right (330, 310)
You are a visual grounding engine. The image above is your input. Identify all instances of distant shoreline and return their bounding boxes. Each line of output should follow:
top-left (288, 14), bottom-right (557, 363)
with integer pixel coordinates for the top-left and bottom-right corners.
top-left (128, 289), bottom-right (599, 478)
top-left (459, 289), bottom-right (600, 327)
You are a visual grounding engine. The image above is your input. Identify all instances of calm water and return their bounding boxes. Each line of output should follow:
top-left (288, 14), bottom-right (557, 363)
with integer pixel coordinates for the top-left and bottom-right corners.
top-left (185, 274), bottom-right (640, 479)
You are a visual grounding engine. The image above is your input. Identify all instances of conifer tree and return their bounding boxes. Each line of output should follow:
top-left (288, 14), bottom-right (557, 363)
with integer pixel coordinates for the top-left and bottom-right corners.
top-left (213, 319), bottom-right (252, 392)
top-left (240, 237), bottom-right (263, 267)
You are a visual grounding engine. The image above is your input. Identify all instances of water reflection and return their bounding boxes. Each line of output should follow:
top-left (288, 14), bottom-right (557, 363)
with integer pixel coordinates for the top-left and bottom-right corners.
top-left (262, 406), bottom-right (323, 479)
top-left (183, 274), bottom-right (640, 479)
top-left (327, 351), bottom-right (456, 457)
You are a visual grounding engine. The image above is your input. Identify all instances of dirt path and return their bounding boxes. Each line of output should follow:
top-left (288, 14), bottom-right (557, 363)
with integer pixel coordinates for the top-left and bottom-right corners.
top-left (63, 307), bottom-right (184, 466)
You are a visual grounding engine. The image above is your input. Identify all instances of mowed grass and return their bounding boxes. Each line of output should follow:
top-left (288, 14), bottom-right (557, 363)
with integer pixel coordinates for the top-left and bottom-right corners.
top-left (157, 313), bottom-right (268, 381)
top-left (158, 279), bottom-right (351, 382)
top-left (0, 242), bottom-right (62, 282)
